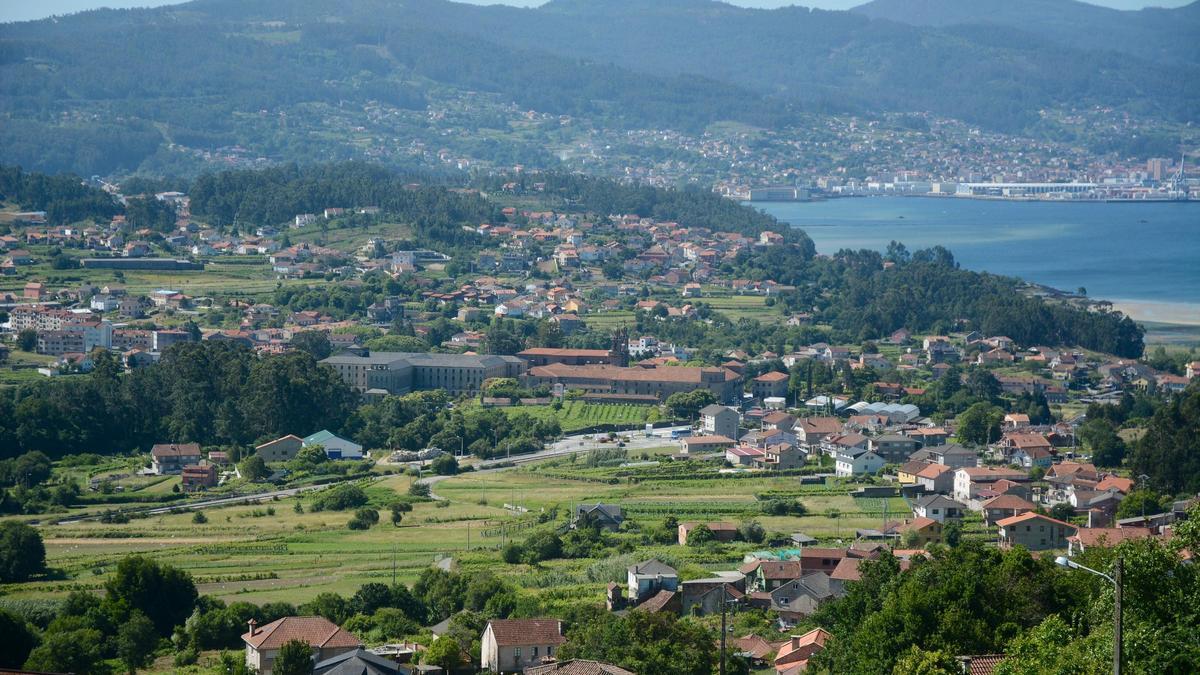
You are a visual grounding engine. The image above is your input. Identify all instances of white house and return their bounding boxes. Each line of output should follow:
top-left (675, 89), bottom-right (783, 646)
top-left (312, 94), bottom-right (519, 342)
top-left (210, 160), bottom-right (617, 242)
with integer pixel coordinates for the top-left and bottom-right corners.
top-left (699, 404), bottom-right (740, 441)
top-left (834, 447), bottom-right (884, 477)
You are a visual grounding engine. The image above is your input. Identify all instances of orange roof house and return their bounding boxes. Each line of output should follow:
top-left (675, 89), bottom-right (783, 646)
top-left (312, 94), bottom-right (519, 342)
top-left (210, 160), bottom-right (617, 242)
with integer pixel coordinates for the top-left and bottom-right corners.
top-left (774, 628), bottom-right (832, 674)
top-left (242, 616), bottom-right (362, 675)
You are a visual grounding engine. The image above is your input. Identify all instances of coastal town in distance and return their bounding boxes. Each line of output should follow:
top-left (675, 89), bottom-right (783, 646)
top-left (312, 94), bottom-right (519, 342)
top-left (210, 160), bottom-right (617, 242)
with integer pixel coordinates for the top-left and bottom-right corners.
top-left (1, 1), bottom-right (1199, 675)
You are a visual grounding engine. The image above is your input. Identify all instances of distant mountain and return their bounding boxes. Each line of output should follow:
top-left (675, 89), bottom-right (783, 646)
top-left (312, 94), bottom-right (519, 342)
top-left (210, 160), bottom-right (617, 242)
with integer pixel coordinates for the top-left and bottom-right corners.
top-left (851, 0), bottom-right (1200, 65)
top-left (1, 0), bottom-right (1197, 176)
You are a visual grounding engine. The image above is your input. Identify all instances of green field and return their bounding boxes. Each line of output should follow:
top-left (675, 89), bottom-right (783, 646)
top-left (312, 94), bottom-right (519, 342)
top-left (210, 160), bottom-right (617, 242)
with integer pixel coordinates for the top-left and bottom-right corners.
top-left (490, 400), bottom-right (661, 431)
top-left (4, 459), bottom-right (918, 609)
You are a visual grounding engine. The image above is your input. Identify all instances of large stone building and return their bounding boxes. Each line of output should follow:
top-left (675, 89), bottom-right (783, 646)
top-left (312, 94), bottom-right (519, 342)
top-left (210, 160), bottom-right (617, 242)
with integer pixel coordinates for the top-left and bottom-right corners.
top-left (516, 347), bottom-right (623, 367)
top-left (321, 351), bottom-right (525, 396)
top-left (522, 363), bottom-right (742, 403)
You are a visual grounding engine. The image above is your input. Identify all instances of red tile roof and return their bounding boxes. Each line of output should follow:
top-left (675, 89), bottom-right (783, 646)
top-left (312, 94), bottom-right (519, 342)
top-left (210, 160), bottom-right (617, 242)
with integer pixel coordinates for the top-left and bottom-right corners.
top-left (754, 371), bottom-right (789, 382)
top-left (242, 616), bottom-right (362, 651)
top-left (151, 442), bottom-right (201, 458)
top-left (996, 512), bottom-right (1075, 529)
top-left (486, 619), bottom-right (565, 647)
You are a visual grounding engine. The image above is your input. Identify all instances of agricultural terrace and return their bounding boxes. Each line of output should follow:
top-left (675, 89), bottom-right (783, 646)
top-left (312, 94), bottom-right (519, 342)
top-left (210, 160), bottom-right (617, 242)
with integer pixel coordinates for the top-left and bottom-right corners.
top-left (6, 453), bottom-right (991, 611)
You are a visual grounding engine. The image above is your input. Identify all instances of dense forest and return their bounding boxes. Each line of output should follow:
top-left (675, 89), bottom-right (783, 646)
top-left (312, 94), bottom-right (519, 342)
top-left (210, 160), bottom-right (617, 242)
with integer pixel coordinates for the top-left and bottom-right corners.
top-left (0, 343), bottom-right (354, 459)
top-left (188, 162), bottom-right (495, 252)
top-left (0, 167), bottom-right (118, 224)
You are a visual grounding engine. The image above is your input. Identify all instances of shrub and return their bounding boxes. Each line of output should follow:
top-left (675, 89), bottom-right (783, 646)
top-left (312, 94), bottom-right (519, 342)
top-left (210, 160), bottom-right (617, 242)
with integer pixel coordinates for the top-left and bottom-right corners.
top-left (311, 484), bottom-right (368, 512)
top-left (192, 511), bottom-right (208, 524)
top-left (347, 508), bottom-right (380, 530)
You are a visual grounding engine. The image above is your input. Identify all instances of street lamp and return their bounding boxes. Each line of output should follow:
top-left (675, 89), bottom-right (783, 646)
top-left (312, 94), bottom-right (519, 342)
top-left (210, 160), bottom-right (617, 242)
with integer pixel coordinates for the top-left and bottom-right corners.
top-left (1056, 555), bottom-right (1122, 675)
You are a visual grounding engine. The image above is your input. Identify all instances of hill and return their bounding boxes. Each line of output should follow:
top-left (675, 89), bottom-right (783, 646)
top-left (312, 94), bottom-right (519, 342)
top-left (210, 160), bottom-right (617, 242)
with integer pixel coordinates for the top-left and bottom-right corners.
top-left (851, 0), bottom-right (1200, 65)
top-left (0, 0), bottom-right (1196, 176)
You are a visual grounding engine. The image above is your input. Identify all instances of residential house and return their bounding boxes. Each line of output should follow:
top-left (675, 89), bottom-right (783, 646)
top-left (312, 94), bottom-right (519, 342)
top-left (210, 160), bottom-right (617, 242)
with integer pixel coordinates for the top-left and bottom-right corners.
top-left (181, 463), bottom-right (217, 491)
top-left (256, 435), bottom-right (304, 462)
top-left (912, 494), bottom-right (966, 523)
top-left (1066, 527), bottom-right (1154, 557)
top-left (151, 443), bottom-right (202, 475)
top-left (242, 617), bottom-right (362, 675)
top-left (762, 411), bottom-right (797, 431)
top-left (524, 661), bottom-right (633, 675)
top-left (997, 512), bottom-right (1077, 551)
top-left (752, 371), bottom-right (789, 399)
top-left (982, 495), bottom-right (1037, 526)
top-left (911, 444), bottom-right (978, 469)
top-left (905, 427), bottom-right (949, 447)
top-left (896, 517), bottom-right (943, 546)
top-left (773, 628), bottom-right (832, 675)
top-left (700, 404), bottom-right (740, 440)
top-left (915, 463), bottom-right (956, 494)
top-left (682, 435), bottom-right (736, 455)
top-left (869, 434), bottom-right (921, 463)
top-left (573, 503), bottom-right (624, 531)
top-left (794, 417), bottom-right (843, 446)
top-left (627, 560), bottom-right (678, 603)
top-left (312, 649), bottom-right (409, 675)
top-left (678, 521), bottom-right (738, 545)
top-left (834, 447), bottom-right (885, 477)
top-left (726, 445), bottom-right (765, 466)
top-left (897, 460), bottom-right (930, 485)
top-left (481, 619), bottom-right (566, 673)
top-left (954, 467), bottom-right (1029, 503)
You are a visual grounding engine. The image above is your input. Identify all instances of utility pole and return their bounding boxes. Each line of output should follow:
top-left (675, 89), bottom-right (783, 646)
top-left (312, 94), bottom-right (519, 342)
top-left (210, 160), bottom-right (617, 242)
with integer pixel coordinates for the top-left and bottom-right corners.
top-left (467, 521), bottom-right (471, 551)
top-left (1114, 557), bottom-right (1123, 675)
top-left (391, 545), bottom-right (396, 586)
top-left (720, 592), bottom-right (729, 675)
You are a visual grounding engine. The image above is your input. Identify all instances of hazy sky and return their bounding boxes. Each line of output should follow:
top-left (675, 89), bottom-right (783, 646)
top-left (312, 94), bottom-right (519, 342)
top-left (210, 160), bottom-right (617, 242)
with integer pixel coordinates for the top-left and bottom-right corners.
top-left (1, 0), bottom-right (1192, 24)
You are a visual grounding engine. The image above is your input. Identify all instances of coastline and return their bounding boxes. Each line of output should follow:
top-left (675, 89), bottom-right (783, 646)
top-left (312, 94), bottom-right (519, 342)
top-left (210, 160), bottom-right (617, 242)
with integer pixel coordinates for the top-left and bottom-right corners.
top-left (1109, 299), bottom-right (1200, 327)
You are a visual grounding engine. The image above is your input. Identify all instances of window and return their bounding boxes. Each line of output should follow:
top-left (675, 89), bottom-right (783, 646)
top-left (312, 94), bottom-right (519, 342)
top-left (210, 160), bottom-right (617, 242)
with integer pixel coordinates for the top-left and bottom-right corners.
top-left (533, 647), bottom-right (539, 657)
top-left (515, 648), bottom-right (522, 659)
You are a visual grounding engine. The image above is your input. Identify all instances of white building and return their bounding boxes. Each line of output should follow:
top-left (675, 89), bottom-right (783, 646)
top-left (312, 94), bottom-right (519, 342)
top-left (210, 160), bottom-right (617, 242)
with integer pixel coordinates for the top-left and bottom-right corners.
top-left (834, 447), bottom-right (884, 477)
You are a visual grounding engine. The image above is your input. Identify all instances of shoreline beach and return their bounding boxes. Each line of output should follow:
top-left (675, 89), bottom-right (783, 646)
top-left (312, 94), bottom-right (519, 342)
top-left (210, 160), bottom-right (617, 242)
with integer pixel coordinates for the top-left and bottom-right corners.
top-left (1109, 299), bottom-right (1200, 327)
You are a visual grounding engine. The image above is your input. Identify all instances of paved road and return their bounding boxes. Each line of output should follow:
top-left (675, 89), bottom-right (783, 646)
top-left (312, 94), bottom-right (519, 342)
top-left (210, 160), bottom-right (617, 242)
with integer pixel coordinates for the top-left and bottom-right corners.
top-left (55, 480), bottom-right (349, 525)
top-left (415, 424), bottom-right (693, 499)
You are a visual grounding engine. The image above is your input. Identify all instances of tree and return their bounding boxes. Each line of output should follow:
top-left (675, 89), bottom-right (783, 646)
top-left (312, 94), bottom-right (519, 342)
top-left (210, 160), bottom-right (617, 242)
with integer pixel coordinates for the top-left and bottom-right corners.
top-left (431, 453), bottom-right (458, 476)
top-left (273, 639), bottom-right (314, 675)
top-left (1078, 418), bottom-right (1126, 468)
top-left (117, 611), bottom-right (158, 673)
top-left (957, 402), bottom-right (1002, 445)
top-left (0, 521), bottom-right (45, 582)
top-left (686, 524), bottom-right (715, 547)
top-left (1049, 503), bottom-right (1075, 522)
top-left (892, 646), bottom-right (960, 675)
top-left (347, 508), bottom-right (379, 530)
top-left (559, 609), bottom-right (716, 674)
top-left (105, 555), bottom-right (198, 636)
top-left (0, 608), bottom-right (38, 668)
top-left (737, 519), bottom-right (766, 544)
top-left (1129, 384), bottom-right (1200, 493)
top-left (23, 628), bottom-right (107, 675)
top-left (16, 329), bottom-right (37, 352)
top-left (365, 335), bottom-right (428, 353)
top-left (239, 455), bottom-right (268, 481)
top-left (942, 520), bottom-right (962, 548)
top-left (301, 592), bottom-right (351, 625)
top-left (425, 636), bottom-right (463, 671)
top-left (351, 582), bottom-right (394, 615)
top-left (390, 501), bottom-right (411, 526)
top-left (192, 510), bottom-right (208, 524)
top-left (290, 331), bottom-right (332, 360)
top-left (664, 390), bottom-right (717, 419)
top-left (1115, 489), bottom-right (1170, 520)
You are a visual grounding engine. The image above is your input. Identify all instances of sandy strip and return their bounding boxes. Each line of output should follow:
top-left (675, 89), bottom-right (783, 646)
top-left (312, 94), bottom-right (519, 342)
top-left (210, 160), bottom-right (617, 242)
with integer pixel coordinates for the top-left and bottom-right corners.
top-left (1109, 300), bottom-right (1200, 326)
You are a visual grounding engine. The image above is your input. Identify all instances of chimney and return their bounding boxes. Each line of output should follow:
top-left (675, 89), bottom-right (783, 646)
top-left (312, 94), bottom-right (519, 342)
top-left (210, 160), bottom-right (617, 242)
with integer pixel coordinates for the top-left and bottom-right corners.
top-left (248, 618), bottom-right (258, 636)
